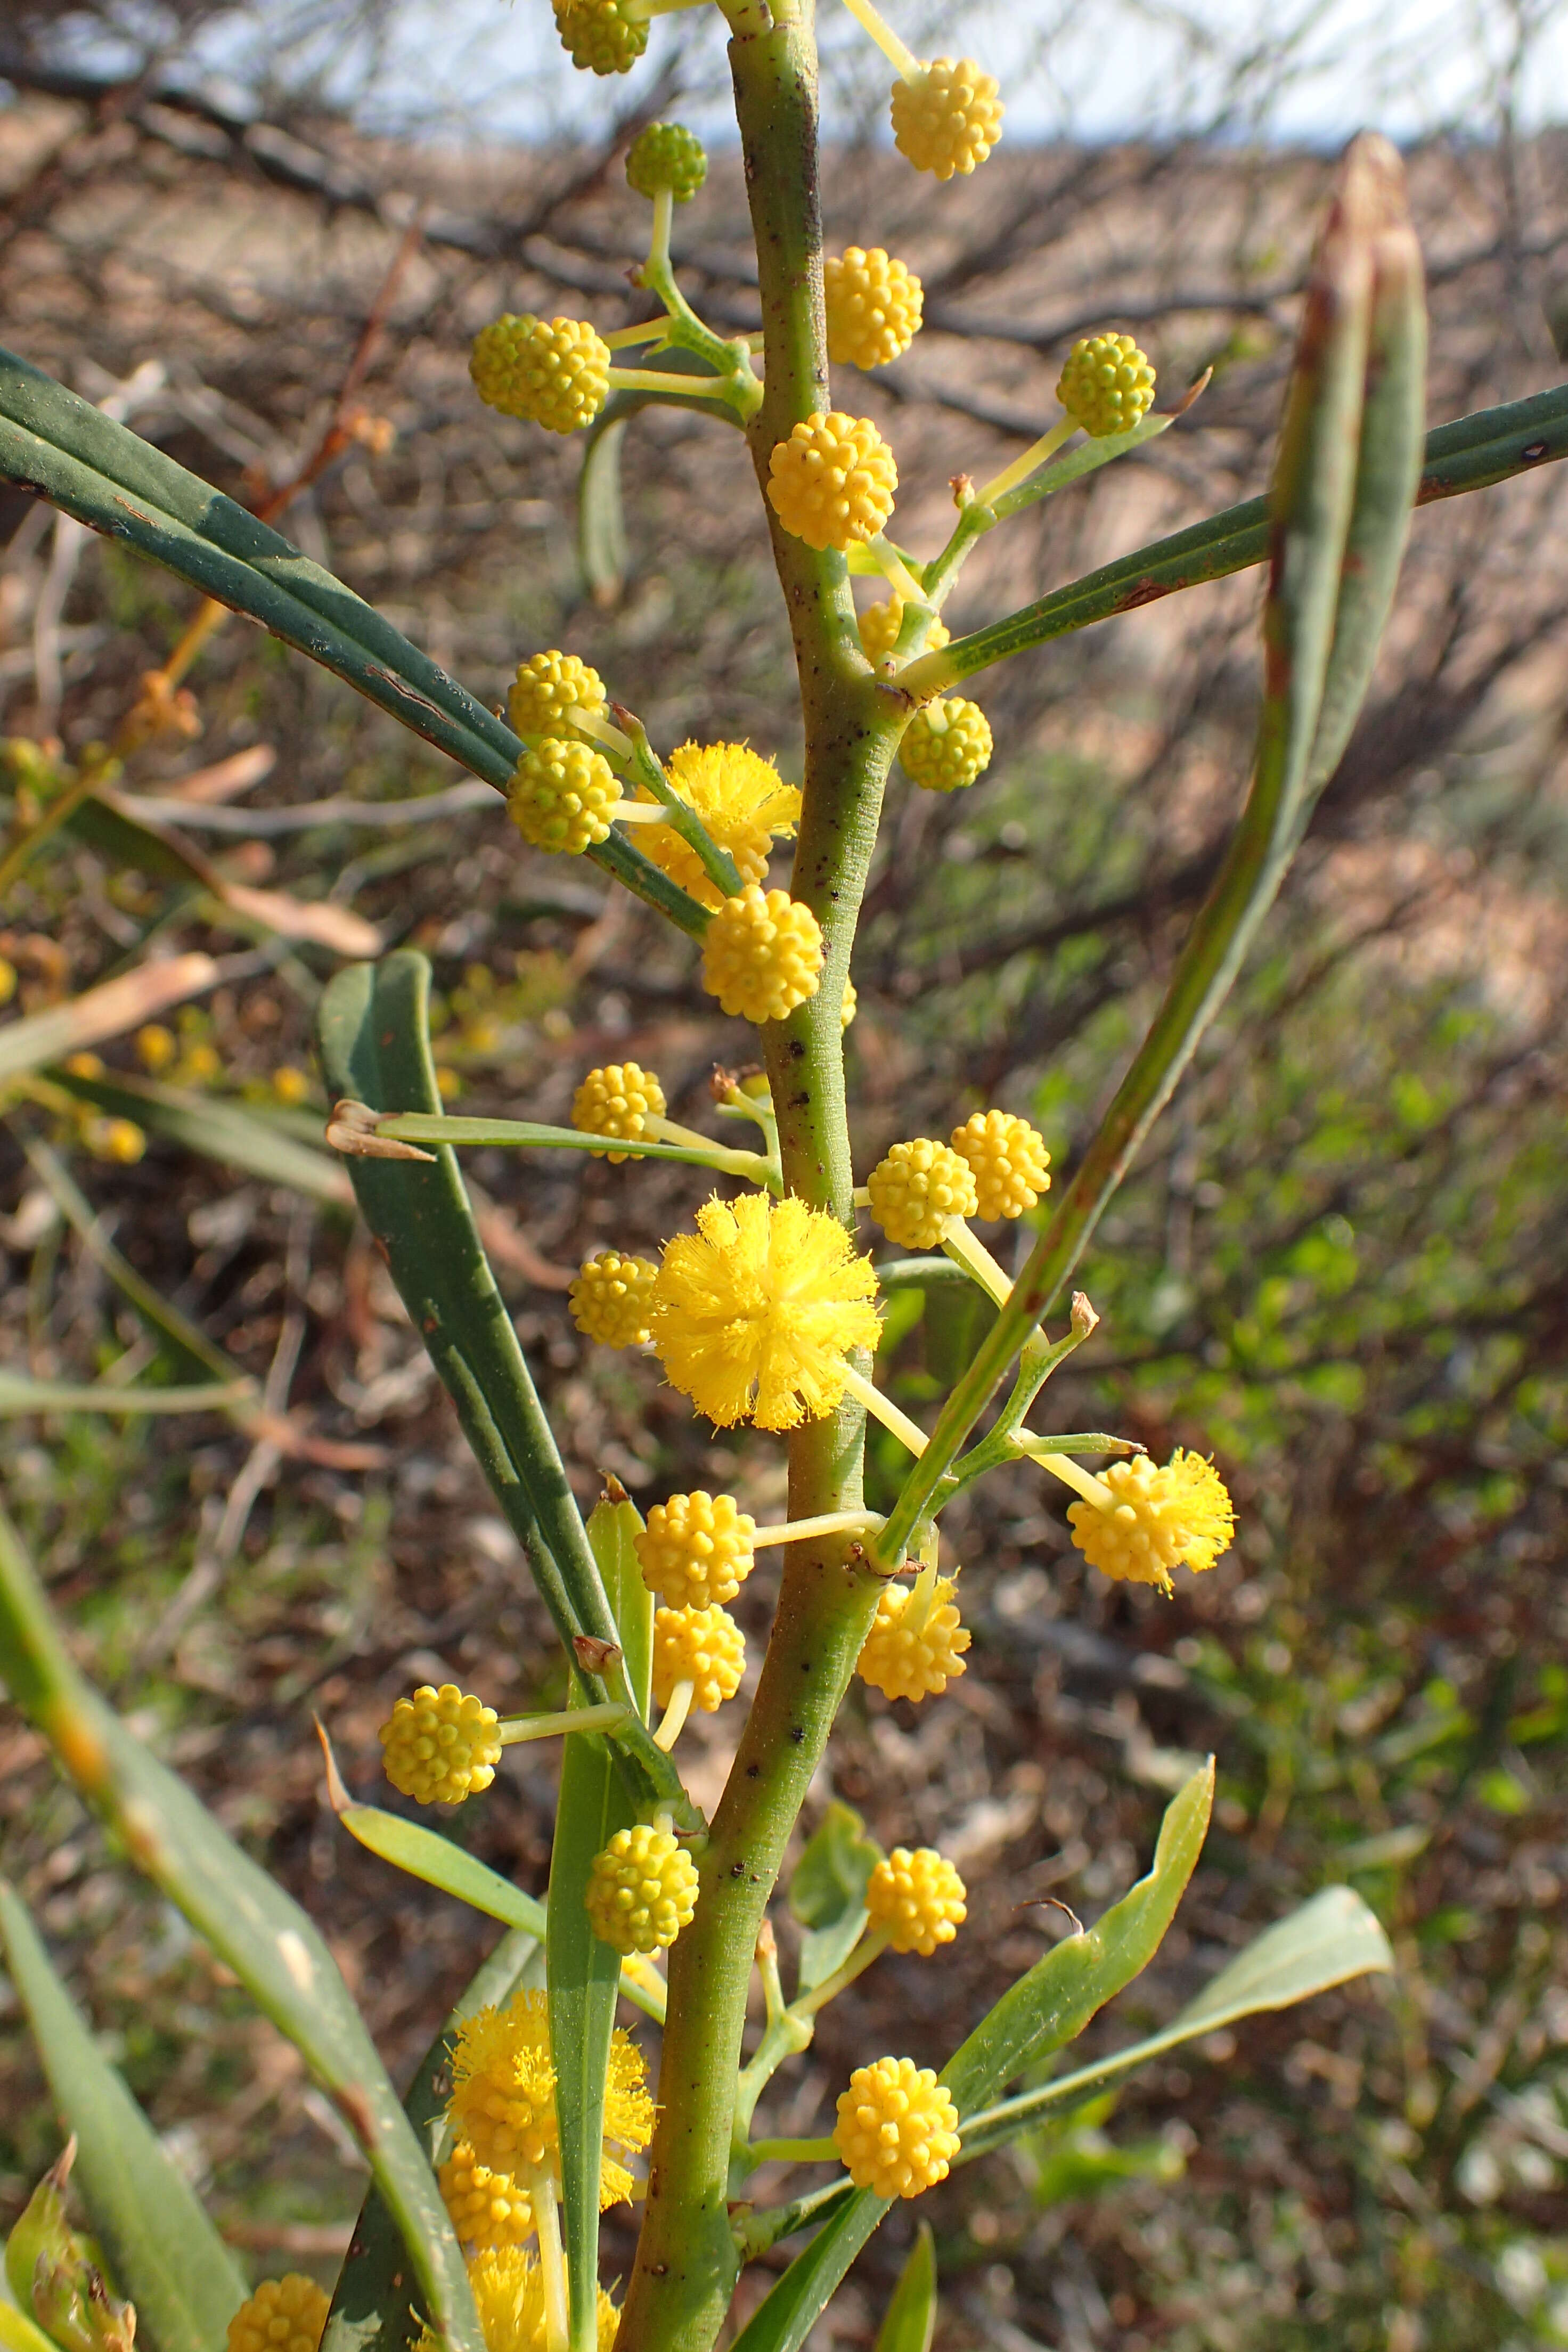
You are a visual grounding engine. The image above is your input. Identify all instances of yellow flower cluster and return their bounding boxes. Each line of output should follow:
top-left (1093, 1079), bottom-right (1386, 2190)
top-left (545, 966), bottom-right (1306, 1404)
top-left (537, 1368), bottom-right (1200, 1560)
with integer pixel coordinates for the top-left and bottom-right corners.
top-left (508, 650), bottom-right (607, 739)
top-left (1056, 332), bottom-right (1157, 438)
top-left (635, 1490), bottom-right (756, 1607)
top-left (900, 698), bottom-right (993, 792)
top-left (585, 1820), bottom-right (701, 1954)
top-left (439, 2145), bottom-right (535, 2250)
top-left (569, 1250), bottom-right (658, 1347)
top-left (379, 1684), bottom-right (501, 1806)
top-left (448, 1990), bottom-right (652, 2205)
top-left (508, 740), bottom-right (619, 854)
top-left (470, 314), bottom-right (610, 434)
top-left (824, 247), bottom-right (923, 370)
top-left (436, 2245), bottom-right (619, 2352)
top-left (950, 1109), bottom-right (1051, 1219)
top-left (226, 2278), bottom-right (330, 2352)
top-left (865, 1847), bottom-right (968, 1955)
top-left (701, 885), bottom-right (824, 1023)
top-left (866, 1138), bottom-right (978, 1248)
top-left (857, 1577), bottom-right (970, 1702)
top-left (1068, 1451), bottom-right (1236, 1590)
top-left (891, 59), bottom-right (1003, 179)
top-left (652, 1603), bottom-right (746, 1712)
top-left (859, 598), bottom-right (950, 666)
top-left (832, 2057), bottom-right (962, 2197)
top-left (571, 1060), bottom-right (666, 1161)
top-left (766, 412), bottom-right (897, 552)
top-left (640, 742), bottom-right (801, 910)
top-left (552, 0), bottom-right (647, 75)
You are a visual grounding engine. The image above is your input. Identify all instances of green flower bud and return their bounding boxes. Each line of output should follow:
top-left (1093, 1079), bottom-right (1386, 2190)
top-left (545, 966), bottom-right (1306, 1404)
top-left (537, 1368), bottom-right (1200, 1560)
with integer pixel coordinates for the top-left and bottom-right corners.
top-left (626, 123), bottom-right (708, 203)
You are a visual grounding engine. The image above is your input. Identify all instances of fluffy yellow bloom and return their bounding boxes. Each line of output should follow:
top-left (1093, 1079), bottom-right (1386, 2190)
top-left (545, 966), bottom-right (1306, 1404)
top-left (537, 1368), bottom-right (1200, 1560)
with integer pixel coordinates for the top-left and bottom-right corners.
top-left (1067, 1451), bottom-right (1236, 1591)
top-left (648, 1190), bottom-right (881, 1430)
top-left (857, 1578), bottom-right (970, 1702)
top-left (227, 2278), bottom-right (330, 2352)
top-left (900, 698), bottom-right (992, 792)
top-left (1057, 332), bottom-right (1157, 438)
top-left (833, 2057), bottom-right (961, 2198)
top-left (866, 1847), bottom-right (968, 1956)
top-left (766, 412), bottom-right (897, 552)
top-left (380, 1685), bottom-right (501, 1806)
top-left (635, 1490), bottom-right (756, 1607)
top-left (950, 1109), bottom-right (1051, 1220)
top-left (652, 1603), bottom-right (746, 1712)
top-left (824, 247), bottom-right (923, 370)
top-left (569, 1250), bottom-right (658, 1347)
top-left (638, 742), bottom-right (802, 910)
top-left (701, 885), bottom-right (824, 1023)
top-left (866, 1138), bottom-right (978, 1249)
top-left (508, 650), bottom-right (607, 739)
top-left (552, 0), bottom-right (648, 74)
top-left (471, 314), bottom-right (610, 434)
top-left (571, 1060), bottom-right (666, 1161)
top-left (430, 2248), bottom-right (618, 2352)
top-left (859, 598), bottom-right (950, 667)
top-left (585, 1820), bottom-right (700, 1953)
top-left (890, 59), bottom-right (1003, 180)
top-left (439, 2144), bottom-right (534, 2249)
top-left (447, 1991), bottom-right (651, 2204)
top-left (509, 739), bottom-right (619, 855)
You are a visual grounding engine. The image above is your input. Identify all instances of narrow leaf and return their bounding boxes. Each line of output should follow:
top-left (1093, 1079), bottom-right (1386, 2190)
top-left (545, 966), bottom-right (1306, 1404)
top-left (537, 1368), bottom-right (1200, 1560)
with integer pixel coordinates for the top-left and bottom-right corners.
top-left (49, 1068), bottom-right (351, 1205)
top-left (871, 2223), bottom-right (936, 2352)
top-left (0, 1506), bottom-right (483, 2352)
top-left (0, 1375), bottom-right (249, 1417)
top-left (788, 1803), bottom-right (882, 1993)
top-left (0, 1882), bottom-right (247, 2352)
top-left (578, 416), bottom-right (630, 607)
top-left (0, 956), bottom-right (216, 1087)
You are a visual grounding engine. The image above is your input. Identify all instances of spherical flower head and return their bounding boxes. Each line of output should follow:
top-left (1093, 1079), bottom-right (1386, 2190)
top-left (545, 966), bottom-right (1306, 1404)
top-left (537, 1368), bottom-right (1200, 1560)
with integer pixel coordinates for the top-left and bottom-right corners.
top-left (766, 412), bottom-right (897, 553)
top-left (890, 59), bottom-right (1003, 181)
top-left (635, 1490), bottom-right (756, 1607)
top-left (447, 1990), bottom-right (652, 2203)
top-left (509, 739), bottom-right (619, 855)
top-left (1067, 1450), bottom-right (1235, 1592)
top-left (638, 742), bottom-right (802, 910)
top-left (859, 598), bottom-right (950, 667)
top-left (824, 247), bottom-right (924, 370)
top-left (652, 1603), bottom-right (746, 1712)
top-left (438, 2247), bottom-right (620, 2352)
top-left (950, 1109), bottom-right (1051, 1220)
top-left (83, 1116), bottom-right (146, 1164)
top-left (841, 977), bottom-right (858, 1030)
top-left (508, 650), bottom-right (608, 740)
top-left (648, 1190), bottom-right (881, 1431)
top-left (585, 1820), bottom-right (700, 1953)
top-left (380, 1684), bottom-right (501, 1806)
top-left (439, 2144), bottom-right (534, 2250)
top-left (857, 1577), bottom-right (970, 1702)
top-left (571, 1060), bottom-right (666, 1162)
top-left (866, 1138), bottom-right (978, 1250)
top-left (227, 2277), bottom-right (330, 2352)
top-left (701, 885), bottom-right (824, 1023)
top-left (900, 698), bottom-right (992, 793)
top-left (136, 1022), bottom-right (177, 1072)
top-left (833, 2057), bottom-right (961, 2198)
top-left (866, 1847), bottom-right (967, 1956)
top-left (1056, 333), bottom-right (1157, 438)
top-left (569, 1250), bottom-right (658, 1348)
top-left (470, 315), bottom-right (610, 434)
top-left (552, 0), bottom-right (648, 75)
top-left (626, 122), bottom-right (707, 201)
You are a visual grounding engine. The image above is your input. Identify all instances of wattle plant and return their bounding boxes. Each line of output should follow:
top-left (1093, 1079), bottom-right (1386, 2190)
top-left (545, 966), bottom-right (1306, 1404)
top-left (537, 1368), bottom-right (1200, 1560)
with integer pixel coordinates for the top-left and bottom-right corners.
top-left (3, 5), bottom-right (1567, 2350)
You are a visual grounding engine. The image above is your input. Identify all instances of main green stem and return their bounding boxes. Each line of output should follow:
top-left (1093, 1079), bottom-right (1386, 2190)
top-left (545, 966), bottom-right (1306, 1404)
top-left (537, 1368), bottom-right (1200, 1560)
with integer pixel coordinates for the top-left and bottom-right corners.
top-left (616, 11), bottom-right (905, 2349)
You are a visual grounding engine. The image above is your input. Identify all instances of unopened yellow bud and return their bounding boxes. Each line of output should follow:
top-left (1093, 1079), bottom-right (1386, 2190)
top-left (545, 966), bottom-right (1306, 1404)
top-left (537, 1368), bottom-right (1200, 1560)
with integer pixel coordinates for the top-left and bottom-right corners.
top-left (824, 247), bottom-right (923, 370)
top-left (135, 1023), bottom-right (177, 1072)
top-left (857, 1577), bottom-right (969, 1702)
top-left (900, 699), bottom-right (992, 792)
top-left (949, 1109), bottom-right (1050, 1219)
top-left (1056, 333), bottom-right (1157, 438)
top-left (83, 1116), bottom-right (146, 1164)
top-left (272, 1065), bottom-right (311, 1105)
top-left (891, 59), bottom-right (1003, 181)
top-left (866, 1846), bottom-right (967, 1955)
top-left (585, 1820), bottom-right (700, 1954)
top-left (379, 1684), bottom-right (501, 1805)
top-left (866, 1138), bottom-right (977, 1248)
top-left (702, 886), bottom-right (824, 1023)
top-left (636, 1491), bottom-right (756, 1608)
top-left (833, 2057), bottom-right (961, 2197)
top-left (766, 413), bottom-right (897, 552)
top-left (509, 650), bottom-right (608, 739)
top-left (859, 598), bottom-right (950, 666)
top-left (226, 2278), bottom-right (330, 2352)
top-left (438, 2145), bottom-right (534, 2250)
top-left (509, 739), bottom-right (619, 855)
top-left (471, 314), bottom-right (610, 434)
top-left (553, 0), bottom-right (648, 73)
top-left (571, 1060), bottom-right (666, 1162)
top-left (569, 1250), bottom-right (658, 1348)
top-left (652, 1604), bottom-right (746, 1712)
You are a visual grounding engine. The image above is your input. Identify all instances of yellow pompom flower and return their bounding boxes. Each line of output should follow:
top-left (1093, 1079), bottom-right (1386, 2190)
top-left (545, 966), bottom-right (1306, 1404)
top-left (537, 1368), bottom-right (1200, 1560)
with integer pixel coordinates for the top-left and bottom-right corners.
top-left (867, 1138), bottom-right (978, 1249)
top-left (508, 739), bottom-right (619, 855)
top-left (471, 314), bottom-right (610, 434)
top-left (569, 1250), bottom-right (658, 1348)
top-left (272, 1065), bottom-right (311, 1106)
top-left (857, 1577), bottom-right (970, 1702)
top-left (63, 1052), bottom-right (104, 1081)
top-left (1067, 1451), bottom-right (1236, 1592)
top-left (652, 1604), bottom-right (746, 1712)
top-left (701, 885), bottom-right (824, 1023)
top-left (552, 0), bottom-right (648, 74)
top-left (1056, 333), bottom-right (1157, 439)
top-left (649, 1190), bottom-right (881, 1430)
top-left (866, 1847), bottom-right (967, 1955)
top-left (585, 1820), bottom-right (701, 1953)
top-left (380, 1684), bottom-right (501, 1805)
top-left (824, 247), bottom-right (923, 370)
top-left (571, 1060), bottom-right (666, 1161)
top-left (448, 1990), bottom-right (652, 2203)
top-left (635, 1490), bottom-right (756, 1607)
top-left (900, 698), bottom-right (992, 792)
top-left (766, 413), bottom-right (897, 552)
top-left (638, 741), bottom-right (802, 911)
top-left (859, 598), bottom-right (950, 667)
top-left (226, 2277), bottom-right (330, 2352)
top-left (135, 1022), bottom-right (177, 1072)
top-left (439, 2145), bottom-right (534, 2250)
top-left (508, 650), bottom-right (607, 740)
top-left (833, 2057), bottom-right (962, 2198)
top-left (890, 59), bottom-right (1003, 181)
top-left (83, 1116), bottom-right (146, 1164)
top-left (950, 1109), bottom-right (1051, 1220)
top-left (437, 2247), bottom-right (619, 2352)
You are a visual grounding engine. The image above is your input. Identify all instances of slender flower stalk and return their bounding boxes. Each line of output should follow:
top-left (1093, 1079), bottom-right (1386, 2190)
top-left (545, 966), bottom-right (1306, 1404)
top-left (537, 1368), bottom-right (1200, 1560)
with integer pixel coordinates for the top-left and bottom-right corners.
top-left (838, 0), bottom-right (920, 78)
top-left (495, 1702), bottom-right (631, 1746)
top-left (975, 415), bottom-right (1078, 506)
top-left (839, 1361), bottom-right (929, 1455)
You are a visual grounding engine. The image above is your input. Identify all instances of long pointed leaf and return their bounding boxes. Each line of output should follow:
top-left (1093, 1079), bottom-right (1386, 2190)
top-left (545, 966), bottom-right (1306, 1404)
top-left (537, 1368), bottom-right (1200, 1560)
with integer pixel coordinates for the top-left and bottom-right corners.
top-left (871, 2224), bottom-right (936, 2352)
top-left (0, 1506), bottom-right (483, 2352)
top-left (0, 1882), bottom-right (247, 2352)
top-left (49, 1068), bottom-right (352, 1205)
